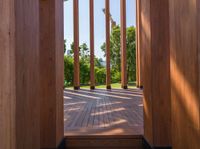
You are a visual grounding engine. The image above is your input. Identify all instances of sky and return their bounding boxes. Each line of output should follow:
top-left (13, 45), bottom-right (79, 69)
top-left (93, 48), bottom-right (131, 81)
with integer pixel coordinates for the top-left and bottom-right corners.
top-left (64, 0), bottom-right (136, 59)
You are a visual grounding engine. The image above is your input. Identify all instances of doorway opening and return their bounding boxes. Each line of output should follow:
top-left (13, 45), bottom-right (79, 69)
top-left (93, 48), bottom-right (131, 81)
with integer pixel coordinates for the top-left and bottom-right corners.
top-left (63, 0), bottom-right (143, 146)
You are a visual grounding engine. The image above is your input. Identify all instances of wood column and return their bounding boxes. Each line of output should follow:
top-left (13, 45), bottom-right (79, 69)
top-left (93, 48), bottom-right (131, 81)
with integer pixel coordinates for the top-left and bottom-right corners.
top-left (90, 0), bottom-right (95, 90)
top-left (140, 0), bottom-right (171, 147)
top-left (0, 1), bottom-right (40, 149)
top-left (39, 0), bottom-right (64, 148)
top-left (105, 0), bottom-right (111, 89)
top-left (120, 0), bottom-right (128, 89)
top-left (169, 0), bottom-right (200, 148)
top-left (73, 0), bottom-right (80, 90)
top-left (136, 0), bottom-right (143, 88)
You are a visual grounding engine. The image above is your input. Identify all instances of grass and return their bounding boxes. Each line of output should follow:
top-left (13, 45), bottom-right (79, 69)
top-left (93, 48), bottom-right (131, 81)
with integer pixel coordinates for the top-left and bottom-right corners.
top-left (65, 82), bottom-right (137, 89)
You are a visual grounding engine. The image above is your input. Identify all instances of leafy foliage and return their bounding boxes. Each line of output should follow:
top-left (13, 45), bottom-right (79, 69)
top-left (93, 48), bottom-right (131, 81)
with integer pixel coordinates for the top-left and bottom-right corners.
top-left (64, 26), bottom-right (136, 87)
top-left (101, 26), bottom-right (136, 82)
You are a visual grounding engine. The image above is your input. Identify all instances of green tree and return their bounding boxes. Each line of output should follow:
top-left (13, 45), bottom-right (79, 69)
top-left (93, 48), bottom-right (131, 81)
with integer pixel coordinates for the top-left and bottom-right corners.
top-left (95, 67), bottom-right (106, 85)
top-left (101, 25), bottom-right (136, 82)
top-left (64, 55), bottom-right (74, 86)
top-left (126, 26), bottom-right (136, 81)
top-left (64, 40), bottom-right (67, 54)
top-left (79, 43), bottom-right (90, 85)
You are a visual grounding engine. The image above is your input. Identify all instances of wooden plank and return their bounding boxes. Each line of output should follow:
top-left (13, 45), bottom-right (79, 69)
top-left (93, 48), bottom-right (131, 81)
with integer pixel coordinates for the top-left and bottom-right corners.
top-left (90, 0), bottom-right (95, 89)
top-left (0, 1), bottom-right (16, 148)
top-left (103, 98), bottom-right (110, 127)
top-left (140, 0), bottom-right (171, 147)
top-left (140, 0), bottom-right (153, 145)
top-left (64, 89), bottom-right (143, 136)
top-left (0, 0), bottom-right (40, 149)
top-left (39, 0), bottom-right (64, 147)
top-left (73, 0), bottom-right (80, 89)
top-left (82, 101), bottom-right (94, 127)
top-left (55, 0), bottom-right (64, 145)
top-left (136, 0), bottom-right (142, 87)
top-left (66, 137), bottom-right (143, 148)
top-left (169, 0), bottom-right (200, 148)
top-left (15, 0), bottom-right (40, 148)
top-left (120, 0), bottom-right (127, 89)
top-left (105, 0), bottom-right (111, 89)
top-left (198, 2), bottom-right (200, 146)
top-left (94, 100), bottom-right (98, 128)
top-left (150, 0), bottom-right (171, 146)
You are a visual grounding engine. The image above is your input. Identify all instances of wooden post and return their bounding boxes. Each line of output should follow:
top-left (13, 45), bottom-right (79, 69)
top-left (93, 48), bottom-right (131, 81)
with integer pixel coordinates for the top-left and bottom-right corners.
top-left (0, 1), bottom-right (40, 149)
top-left (170, 0), bottom-right (200, 148)
top-left (136, 0), bottom-right (142, 88)
top-left (39, 0), bottom-right (64, 148)
top-left (141, 0), bottom-right (171, 147)
top-left (73, 0), bottom-right (80, 90)
top-left (90, 0), bottom-right (95, 89)
top-left (105, 0), bottom-right (111, 89)
top-left (120, 0), bottom-right (128, 89)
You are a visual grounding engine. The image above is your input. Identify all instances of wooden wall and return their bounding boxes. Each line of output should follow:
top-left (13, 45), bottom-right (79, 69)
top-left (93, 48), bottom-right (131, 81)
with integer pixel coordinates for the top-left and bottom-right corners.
top-left (169, 0), bottom-right (200, 148)
top-left (139, 0), bottom-right (171, 147)
top-left (0, 1), bottom-right (16, 148)
top-left (0, 0), bottom-right (40, 149)
top-left (39, 0), bottom-right (64, 148)
top-left (140, 0), bottom-right (153, 145)
top-left (150, 0), bottom-right (171, 146)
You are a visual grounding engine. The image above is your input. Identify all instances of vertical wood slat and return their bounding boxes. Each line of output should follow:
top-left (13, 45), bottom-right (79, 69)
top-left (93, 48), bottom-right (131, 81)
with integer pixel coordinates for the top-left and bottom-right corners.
top-left (90, 0), bottom-right (95, 89)
top-left (0, 1), bottom-right (16, 148)
top-left (55, 0), bottom-right (65, 145)
top-left (169, 0), bottom-right (200, 148)
top-left (150, 0), bottom-right (171, 146)
top-left (120, 0), bottom-right (127, 89)
top-left (73, 0), bottom-right (80, 89)
top-left (39, 0), bottom-right (64, 148)
top-left (39, 0), bottom-right (56, 147)
top-left (105, 0), bottom-right (111, 89)
top-left (198, 1), bottom-right (200, 145)
top-left (140, 0), bottom-right (171, 147)
top-left (15, 0), bottom-right (40, 148)
top-left (140, 0), bottom-right (152, 145)
top-left (0, 0), bottom-right (40, 149)
top-left (136, 0), bottom-right (142, 88)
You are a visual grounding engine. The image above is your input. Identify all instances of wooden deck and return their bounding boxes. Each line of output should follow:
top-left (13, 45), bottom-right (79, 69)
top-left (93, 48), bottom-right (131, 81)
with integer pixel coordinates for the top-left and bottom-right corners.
top-left (64, 88), bottom-right (144, 136)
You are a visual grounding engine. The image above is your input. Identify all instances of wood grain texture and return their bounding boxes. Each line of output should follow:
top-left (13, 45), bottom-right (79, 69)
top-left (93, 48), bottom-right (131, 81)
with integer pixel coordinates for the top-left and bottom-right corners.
top-left (15, 1), bottom-right (40, 148)
top-left (140, 0), bottom-right (153, 145)
top-left (198, 2), bottom-right (200, 146)
top-left (0, 0), bottom-right (40, 149)
top-left (169, 0), bottom-right (200, 148)
top-left (64, 89), bottom-right (143, 136)
top-left (150, 0), bottom-right (171, 146)
top-left (73, 0), bottom-right (80, 88)
top-left (0, 1), bottom-right (16, 148)
top-left (39, 0), bottom-right (64, 148)
top-left (65, 136), bottom-right (143, 149)
top-left (140, 0), bottom-right (171, 147)
top-left (90, 0), bottom-right (95, 88)
top-left (120, 0), bottom-right (127, 88)
top-left (55, 0), bottom-right (64, 146)
top-left (105, 0), bottom-right (111, 88)
top-left (136, 0), bottom-right (142, 87)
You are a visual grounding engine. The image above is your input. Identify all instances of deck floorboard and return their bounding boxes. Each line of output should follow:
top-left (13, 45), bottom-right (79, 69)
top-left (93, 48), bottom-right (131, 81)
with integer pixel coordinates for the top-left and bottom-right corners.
top-left (64, 88), bottom-right (144, 136)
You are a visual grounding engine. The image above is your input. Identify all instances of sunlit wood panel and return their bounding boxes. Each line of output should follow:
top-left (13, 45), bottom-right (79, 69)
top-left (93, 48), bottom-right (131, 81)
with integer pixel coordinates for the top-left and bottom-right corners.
top-left (169, 0), bottom-right (200, 148)
top-left (140, 0), bottom-right (171, 147)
